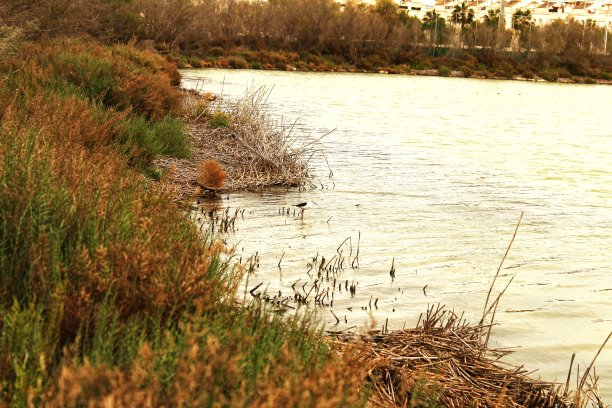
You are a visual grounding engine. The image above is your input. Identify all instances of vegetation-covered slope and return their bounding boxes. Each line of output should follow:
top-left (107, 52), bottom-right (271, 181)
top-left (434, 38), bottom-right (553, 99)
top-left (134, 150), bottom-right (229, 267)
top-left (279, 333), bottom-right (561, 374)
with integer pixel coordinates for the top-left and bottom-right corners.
top-left (0, 38), bottom-right (366, 407)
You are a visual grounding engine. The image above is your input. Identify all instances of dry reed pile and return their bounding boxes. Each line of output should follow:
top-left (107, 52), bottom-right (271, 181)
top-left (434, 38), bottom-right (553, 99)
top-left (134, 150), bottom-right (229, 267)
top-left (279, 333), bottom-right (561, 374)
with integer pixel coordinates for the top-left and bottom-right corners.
top-left (330, 303), bottom-right (608, 408)
top-left (340, 304), bottom-right (570, 408)
top-left (325, 216), bottom-right (608, 408)
top-left (155, 87), bottom-right (317, 197)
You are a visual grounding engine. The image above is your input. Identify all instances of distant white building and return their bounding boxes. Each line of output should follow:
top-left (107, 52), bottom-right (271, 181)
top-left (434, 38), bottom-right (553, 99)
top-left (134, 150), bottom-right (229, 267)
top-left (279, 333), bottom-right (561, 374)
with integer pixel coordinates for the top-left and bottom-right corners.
top-left (335, 0), bottom-right (409, 6)
top-left (335, 0), bottom-right (612, 28)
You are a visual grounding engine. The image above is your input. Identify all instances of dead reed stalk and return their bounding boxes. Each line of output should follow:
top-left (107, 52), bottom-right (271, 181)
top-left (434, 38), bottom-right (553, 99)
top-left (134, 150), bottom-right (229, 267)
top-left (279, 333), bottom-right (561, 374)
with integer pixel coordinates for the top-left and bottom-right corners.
top-left (330, 215), bottom-right (606, 407)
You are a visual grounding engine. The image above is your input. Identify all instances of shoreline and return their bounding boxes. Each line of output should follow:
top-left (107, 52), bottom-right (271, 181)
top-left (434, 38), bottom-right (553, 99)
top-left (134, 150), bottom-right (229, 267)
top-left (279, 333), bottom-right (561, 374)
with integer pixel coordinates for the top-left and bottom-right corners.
top-left (2, 5), bottom-right (608, 401)
top-left (178, 53), bottom-right (612, 86)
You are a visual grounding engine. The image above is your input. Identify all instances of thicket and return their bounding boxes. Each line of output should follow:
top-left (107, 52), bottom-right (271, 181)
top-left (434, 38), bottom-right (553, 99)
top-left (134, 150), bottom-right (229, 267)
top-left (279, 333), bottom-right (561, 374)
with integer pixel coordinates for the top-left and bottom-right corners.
top-left (0, 38), bottom-right (366, 406)
top-left (2, 0), bottom-right (610, 79)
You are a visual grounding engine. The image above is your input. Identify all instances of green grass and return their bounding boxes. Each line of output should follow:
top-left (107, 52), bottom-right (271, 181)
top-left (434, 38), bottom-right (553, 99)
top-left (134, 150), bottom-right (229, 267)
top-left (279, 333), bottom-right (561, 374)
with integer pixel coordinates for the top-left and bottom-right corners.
top-left (118, 114), bottom-right (191, 166)
top-left (208, 111), bottom-right (231, 128)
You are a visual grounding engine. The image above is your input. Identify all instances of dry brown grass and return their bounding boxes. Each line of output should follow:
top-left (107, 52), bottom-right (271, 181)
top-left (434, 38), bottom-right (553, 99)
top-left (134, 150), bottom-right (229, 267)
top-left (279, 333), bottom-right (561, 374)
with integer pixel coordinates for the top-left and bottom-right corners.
top-left (154, 87), bottom-right (322, 196)
top-left (196, 159), bottom-right (227, 190)
top-left (209, 87), bottom-right (313, 188)
top-left (1, 37), bottom-right (374, 407)
top-left (0, 39), bottom-right (231, 403)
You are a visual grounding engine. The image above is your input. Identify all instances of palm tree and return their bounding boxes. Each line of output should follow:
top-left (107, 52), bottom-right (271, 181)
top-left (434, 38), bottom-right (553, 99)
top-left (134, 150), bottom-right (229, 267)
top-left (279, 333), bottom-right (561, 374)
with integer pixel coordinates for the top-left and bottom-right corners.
top-left (422, 10), bottom-right (444, 30)
top-left (483, 8), bottom-right (500, 28)
top-left (374, 0), bottom-right (400, 23)
top-left (422, 10), bottom-right (446, 48)
top-left (512, 8), bottom-right (533, 31)
top-left (451, 2), bottom-right (475, 29)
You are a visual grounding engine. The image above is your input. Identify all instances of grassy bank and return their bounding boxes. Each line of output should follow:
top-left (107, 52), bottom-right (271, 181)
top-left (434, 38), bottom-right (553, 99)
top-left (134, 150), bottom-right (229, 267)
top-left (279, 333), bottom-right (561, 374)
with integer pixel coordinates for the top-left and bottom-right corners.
top-left (0, 38), bottom-right (366, 406)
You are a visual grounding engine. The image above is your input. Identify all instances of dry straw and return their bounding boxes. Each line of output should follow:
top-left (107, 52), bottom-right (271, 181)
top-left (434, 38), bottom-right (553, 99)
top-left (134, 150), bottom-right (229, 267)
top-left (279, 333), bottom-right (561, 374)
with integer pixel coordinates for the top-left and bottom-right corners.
top-left (333, 214), bottom-right (608, 408)
top-left (155, 86), bottom-right (325, 197)
top-left (339, 305), bottom-right (570, 407)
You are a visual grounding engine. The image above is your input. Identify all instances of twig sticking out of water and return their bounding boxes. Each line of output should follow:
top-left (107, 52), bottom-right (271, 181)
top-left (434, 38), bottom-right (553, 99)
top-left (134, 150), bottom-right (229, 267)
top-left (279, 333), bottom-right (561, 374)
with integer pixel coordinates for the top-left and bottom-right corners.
top-left (330, 309), bottom-right (340, 325)
top-left (564, 353), bottom-right (576, 398)
top-left (480, 212), bottom-right (524, 328)
top-left (351, 232), bottom-right (360, 269)
top-left (278, 251), bottom-right (284, 269)
top-left (572, 331), bottom-right (612, 407)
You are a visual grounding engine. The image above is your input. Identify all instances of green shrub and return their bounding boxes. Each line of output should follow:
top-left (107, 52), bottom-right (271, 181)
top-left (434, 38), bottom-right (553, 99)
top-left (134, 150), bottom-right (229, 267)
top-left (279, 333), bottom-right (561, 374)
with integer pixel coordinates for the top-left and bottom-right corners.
top-left (540, 68), bottom-right (560, 82)
top-left (151, 115), bottom-right (191, 158)
top-left (209, 111), bottom-right (231, 128)
top-left (412, 62), bottom-right (431, 70)
top-left (0, 302), bottom-right (52, 406)
top-left (228, 56), bottom-right (249, 69)
top-left (117, 115), bottom-right (190, 165)
top-left (209, 46), bottom-right (225, 57)
top-left (438, 65), bottom-right (451, 77)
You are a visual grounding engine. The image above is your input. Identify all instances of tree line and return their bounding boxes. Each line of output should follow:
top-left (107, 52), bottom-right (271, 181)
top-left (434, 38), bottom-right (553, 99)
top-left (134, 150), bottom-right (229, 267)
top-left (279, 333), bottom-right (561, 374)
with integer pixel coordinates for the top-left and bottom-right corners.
top-left (1, 0), bottom-right (611, 78)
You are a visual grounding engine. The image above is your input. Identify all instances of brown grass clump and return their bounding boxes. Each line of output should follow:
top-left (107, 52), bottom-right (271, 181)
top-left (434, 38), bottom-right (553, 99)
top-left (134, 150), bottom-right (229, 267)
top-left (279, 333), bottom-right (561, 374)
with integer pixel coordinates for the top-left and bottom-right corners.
top-left (208, 87), bottom-right (314, 188)
top-left (196, 159), bottom-right (227, 190)
top-left (12, 39), bottom-right (183, 121)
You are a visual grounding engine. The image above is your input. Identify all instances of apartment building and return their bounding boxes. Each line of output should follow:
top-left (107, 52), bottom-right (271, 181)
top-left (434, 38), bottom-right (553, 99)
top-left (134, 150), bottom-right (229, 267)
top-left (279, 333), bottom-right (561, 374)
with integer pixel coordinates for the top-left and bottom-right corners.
top-left (374, 0), bottom-right (612, 27)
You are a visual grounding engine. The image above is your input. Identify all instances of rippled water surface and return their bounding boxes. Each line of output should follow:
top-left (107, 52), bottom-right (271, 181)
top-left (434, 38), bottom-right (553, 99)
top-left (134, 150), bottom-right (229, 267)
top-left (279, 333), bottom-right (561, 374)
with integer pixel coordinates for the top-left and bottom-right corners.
top-left (182, 69), bottom-right (612, 397)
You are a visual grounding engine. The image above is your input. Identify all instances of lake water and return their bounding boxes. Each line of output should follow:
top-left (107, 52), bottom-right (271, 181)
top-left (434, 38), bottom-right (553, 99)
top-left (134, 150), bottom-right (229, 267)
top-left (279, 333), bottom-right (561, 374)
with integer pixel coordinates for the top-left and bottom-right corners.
top-left (182, 69), bottom-right (612, 398)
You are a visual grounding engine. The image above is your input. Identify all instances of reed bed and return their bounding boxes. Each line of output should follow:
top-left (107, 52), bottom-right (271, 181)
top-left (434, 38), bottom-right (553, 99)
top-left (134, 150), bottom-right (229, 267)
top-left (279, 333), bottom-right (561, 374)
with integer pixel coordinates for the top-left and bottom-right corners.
top-left (155, 87), bottom-right (320, 197)
top-left (335, 304), bottom-right (570, 408)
